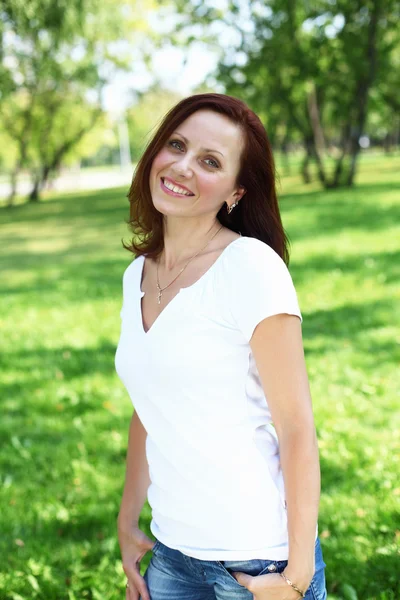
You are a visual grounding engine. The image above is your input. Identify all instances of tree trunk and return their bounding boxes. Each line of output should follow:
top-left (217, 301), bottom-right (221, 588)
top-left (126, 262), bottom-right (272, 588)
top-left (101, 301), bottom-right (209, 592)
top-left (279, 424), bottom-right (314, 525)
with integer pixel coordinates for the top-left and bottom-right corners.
top-left (41, 164), bottom-right (52, 190)
top-left (29, 178), bottom-right (40, 202)
top-left (306, 84), bottom-right (327, 186)
top-left (298, 1), bottom-right (381, 189)
top-left (330, 124), bottom-right (351, 188)
top-left (307, 83), bottom-right (326, 154)
top-left (301, 137), bottom-right (313, 184)
top-left (280, 131), bottom-right (291, 176)
top-left (29, 109), bottom-right (102, 203)
top-left (345, 0), bottom-right (380, 186)
top-left (7, 167), bottom-right (19, 207)
top-left (313, 146), bottom-right (327, 186)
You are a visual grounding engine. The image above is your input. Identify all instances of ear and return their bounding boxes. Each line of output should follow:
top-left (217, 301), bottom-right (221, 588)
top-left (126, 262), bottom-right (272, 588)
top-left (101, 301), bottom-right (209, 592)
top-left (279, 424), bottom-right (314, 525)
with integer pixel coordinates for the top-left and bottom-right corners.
top-left (234, 185), bottom-right (246, 202)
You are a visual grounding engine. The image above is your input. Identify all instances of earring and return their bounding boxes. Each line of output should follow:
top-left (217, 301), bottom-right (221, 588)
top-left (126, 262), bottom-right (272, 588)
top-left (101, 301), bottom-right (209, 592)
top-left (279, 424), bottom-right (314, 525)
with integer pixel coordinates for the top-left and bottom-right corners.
top-left (226, 201), bottom-right (238, 214)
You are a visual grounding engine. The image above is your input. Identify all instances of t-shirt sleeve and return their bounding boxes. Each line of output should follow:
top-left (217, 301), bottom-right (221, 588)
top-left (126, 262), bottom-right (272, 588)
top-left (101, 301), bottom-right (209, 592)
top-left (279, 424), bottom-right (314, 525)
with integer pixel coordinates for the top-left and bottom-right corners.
top-left (225, 238), bottom-right (302, 343)
top-left (119, 259), bottom-right (136, 319)
top-left (120, 271), bottom-right (126, 319)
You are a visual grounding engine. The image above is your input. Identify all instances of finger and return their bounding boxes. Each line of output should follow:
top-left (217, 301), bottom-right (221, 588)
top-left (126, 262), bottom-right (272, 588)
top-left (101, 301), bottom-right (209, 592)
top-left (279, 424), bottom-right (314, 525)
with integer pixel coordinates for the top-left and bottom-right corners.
top-left (123, 565), bottom-right (139, 600)
top-left (128, 567), bottom-right (150, 600)
top-left (130, 585), bottom-right (139, 600)
top-left (134, 575), bottom-right (151, 600)
top-left (231, 571), bottom-right (253, 589)
top-left (126, 580), bottom-right (139, 600)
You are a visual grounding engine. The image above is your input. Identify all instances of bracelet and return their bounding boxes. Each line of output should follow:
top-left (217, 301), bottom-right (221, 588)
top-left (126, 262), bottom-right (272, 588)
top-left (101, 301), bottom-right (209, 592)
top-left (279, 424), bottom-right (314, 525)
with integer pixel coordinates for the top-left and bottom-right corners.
top-left (279, 571), bottom-right (306, 598)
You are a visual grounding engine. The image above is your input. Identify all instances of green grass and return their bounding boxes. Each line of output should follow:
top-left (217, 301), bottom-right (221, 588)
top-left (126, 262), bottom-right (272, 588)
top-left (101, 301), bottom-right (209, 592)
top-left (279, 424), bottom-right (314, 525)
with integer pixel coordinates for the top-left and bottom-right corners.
top-left (1, 152), bottom-right (399, 600)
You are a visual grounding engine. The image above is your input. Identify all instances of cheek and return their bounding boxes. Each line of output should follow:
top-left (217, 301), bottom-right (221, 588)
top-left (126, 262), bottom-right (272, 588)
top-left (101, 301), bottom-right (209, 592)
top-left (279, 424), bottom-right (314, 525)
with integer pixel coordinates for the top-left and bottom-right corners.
top-left (198, 174), bottom-right (229, 201)
top-left (151, 149), bottom-right (170, 174)
top-left (198, 176), bottom-right (217, 196)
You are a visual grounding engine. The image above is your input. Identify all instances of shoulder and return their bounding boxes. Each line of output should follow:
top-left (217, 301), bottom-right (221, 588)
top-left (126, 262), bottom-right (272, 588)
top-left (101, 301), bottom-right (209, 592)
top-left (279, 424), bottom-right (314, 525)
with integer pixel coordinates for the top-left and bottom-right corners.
top-left (217, 237), bottom-right (302, 338)
top-left (226, 236), bottom-right (287, 273)
top-left (122, 255), bottom-right (144, 286)
top-left (219, 236), bottom-right (297, 298)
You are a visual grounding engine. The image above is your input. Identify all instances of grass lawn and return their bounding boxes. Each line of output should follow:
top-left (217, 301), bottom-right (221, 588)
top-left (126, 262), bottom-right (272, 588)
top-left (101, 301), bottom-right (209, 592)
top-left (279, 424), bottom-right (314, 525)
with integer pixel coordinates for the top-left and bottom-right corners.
top-left (1, 152), bottom-right (399, 600)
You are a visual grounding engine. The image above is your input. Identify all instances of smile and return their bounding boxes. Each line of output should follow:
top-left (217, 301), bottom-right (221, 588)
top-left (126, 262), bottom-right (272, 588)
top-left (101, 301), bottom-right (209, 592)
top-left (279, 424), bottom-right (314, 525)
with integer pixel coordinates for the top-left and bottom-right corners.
top-left (160, 177), bottom-right (194, 197)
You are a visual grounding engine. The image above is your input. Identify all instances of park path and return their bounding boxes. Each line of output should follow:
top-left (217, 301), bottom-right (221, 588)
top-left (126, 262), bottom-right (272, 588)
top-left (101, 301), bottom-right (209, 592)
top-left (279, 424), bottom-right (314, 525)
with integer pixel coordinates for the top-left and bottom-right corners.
top-left (0, 166), bottom-right (134, 199)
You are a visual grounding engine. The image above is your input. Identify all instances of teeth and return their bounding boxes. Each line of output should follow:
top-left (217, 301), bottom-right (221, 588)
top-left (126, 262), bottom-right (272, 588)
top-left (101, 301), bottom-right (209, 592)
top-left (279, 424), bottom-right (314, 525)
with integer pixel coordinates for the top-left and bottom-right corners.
top-left (163, 179), bottom-right (192, 196)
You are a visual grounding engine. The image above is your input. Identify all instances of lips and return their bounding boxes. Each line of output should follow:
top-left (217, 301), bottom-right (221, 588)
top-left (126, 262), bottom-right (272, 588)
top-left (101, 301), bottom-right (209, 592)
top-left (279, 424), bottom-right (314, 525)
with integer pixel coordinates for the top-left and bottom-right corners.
top-left (161, 176), bottom-right (194, 196)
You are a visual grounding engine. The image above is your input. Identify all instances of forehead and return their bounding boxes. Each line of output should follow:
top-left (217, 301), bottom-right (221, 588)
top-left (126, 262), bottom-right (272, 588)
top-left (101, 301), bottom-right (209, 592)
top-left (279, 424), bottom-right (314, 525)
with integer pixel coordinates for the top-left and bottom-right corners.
top-left (175, 110), bottom-right (244, 158)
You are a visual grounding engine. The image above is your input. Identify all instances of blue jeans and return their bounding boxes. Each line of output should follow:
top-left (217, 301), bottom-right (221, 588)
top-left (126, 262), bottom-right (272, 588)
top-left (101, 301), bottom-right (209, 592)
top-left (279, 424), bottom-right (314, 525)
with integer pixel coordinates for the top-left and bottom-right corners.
top-left (141, 536), bottom-right (327, 599)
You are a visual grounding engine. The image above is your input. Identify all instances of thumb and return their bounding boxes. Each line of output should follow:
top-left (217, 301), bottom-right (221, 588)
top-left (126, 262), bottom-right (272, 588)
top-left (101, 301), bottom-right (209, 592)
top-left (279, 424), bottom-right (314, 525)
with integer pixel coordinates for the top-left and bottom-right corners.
top-left (231, 571), bottom-right (254, 589)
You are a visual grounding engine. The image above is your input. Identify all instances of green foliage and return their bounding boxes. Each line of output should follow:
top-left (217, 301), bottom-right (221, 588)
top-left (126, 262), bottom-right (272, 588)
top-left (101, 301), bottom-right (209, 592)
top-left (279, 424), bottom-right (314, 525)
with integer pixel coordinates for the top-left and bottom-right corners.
top-left (0, 152), bottom-right (399, 599)
top-left (0, 0), bottom-right (158, 200)
top-left (168, 0), bottom-right (400, 187)
top-left (339, 584), bottom-right (359, 600)
top-left (126, 86), bottom-right (184, 161)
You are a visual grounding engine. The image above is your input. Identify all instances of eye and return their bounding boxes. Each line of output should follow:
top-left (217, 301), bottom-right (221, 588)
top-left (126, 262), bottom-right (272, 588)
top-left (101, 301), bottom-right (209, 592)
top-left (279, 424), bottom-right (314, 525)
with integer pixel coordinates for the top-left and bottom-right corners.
top-left (204, 157), bottom-right (220, 169)
top-left (168, 140), bottom-right (184, 151)
top-left (168, 139), bottom-right (220, 169)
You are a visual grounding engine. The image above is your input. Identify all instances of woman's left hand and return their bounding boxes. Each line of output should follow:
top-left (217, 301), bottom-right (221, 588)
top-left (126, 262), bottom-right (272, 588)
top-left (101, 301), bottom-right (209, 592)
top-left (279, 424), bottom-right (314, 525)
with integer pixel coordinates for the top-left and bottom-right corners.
top-left (231, 571), bottom-right (305, 599)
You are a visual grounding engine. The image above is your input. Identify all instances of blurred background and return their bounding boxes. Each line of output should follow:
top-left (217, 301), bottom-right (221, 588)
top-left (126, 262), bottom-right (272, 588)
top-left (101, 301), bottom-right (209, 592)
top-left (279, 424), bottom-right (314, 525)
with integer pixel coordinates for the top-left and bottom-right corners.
top-left (0, 1), bottom-right (399, 599)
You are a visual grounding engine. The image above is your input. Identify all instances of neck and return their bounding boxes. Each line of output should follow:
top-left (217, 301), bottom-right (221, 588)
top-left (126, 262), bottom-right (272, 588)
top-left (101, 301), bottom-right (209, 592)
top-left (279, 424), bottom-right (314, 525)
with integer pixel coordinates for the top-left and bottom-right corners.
top-left (161, 219), bottom-right (222, 271)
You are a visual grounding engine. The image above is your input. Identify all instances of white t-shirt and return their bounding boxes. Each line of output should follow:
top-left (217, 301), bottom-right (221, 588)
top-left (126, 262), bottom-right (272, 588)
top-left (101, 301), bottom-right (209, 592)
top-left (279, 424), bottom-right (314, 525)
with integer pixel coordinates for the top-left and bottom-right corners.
top-left (115, 235), bottom-right (318, 560)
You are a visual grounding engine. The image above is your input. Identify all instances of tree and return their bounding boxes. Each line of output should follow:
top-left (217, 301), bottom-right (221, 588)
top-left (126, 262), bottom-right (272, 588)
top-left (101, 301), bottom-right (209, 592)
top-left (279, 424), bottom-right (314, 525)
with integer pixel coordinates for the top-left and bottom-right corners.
top-left (125, 86), bottom-right (184, 161)
top-left (0, 0), bottom-right (158, 203)
top-left (165, 0), bottom-right (400, 187)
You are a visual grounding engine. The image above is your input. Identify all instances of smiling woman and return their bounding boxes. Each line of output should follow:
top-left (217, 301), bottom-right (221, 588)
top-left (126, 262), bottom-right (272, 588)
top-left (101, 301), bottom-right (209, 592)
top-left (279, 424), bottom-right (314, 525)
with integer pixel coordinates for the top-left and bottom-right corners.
top-left (115, 93), bottom-right (328, 600)
top-left (123, 93), bottom-right (283, 260)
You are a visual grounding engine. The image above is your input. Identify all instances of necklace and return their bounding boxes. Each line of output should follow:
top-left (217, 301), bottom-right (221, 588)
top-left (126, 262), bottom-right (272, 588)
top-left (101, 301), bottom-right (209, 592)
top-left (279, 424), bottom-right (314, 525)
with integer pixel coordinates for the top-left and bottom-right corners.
top-left (156, 224), bottom-right (224, 304)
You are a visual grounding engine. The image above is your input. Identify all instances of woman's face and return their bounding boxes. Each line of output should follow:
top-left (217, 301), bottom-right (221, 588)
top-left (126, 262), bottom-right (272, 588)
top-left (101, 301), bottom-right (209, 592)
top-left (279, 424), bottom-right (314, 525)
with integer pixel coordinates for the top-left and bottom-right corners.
top-left (149, 109), bottom-right (246, 218)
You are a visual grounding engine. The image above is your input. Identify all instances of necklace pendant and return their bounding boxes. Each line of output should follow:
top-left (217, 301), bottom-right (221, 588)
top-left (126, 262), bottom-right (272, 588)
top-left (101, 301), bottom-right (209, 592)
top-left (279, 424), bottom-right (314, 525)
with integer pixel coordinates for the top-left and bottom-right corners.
top-left (155, 224), bottom-right (223, 306)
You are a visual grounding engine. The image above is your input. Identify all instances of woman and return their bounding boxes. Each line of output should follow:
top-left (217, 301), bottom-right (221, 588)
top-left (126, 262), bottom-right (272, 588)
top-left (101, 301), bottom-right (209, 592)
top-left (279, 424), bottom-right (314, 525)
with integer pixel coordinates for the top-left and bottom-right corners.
top-left (115, 93), bottom-right (327, 600)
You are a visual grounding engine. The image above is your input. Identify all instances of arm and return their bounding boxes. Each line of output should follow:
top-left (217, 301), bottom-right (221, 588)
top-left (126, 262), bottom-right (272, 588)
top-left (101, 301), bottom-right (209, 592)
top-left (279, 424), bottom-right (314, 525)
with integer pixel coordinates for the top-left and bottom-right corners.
top-left (118, 410), bottom-right (151, 530)
top-left (117, 411), bottom-right (155, 600)
top-left (250, 313), bottom-right (320, 590)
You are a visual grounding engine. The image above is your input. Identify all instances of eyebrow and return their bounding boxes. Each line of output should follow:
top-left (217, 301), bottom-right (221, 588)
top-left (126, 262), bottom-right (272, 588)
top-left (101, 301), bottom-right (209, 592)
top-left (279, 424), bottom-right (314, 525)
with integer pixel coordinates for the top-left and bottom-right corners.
top-left (172, 132), bottom-right (225, 157)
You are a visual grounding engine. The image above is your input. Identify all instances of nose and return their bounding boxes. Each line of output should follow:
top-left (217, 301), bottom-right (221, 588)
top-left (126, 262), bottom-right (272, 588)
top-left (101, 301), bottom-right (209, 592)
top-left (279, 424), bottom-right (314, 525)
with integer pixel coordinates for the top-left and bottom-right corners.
top-left (171, 153), bottom-right (193, 178)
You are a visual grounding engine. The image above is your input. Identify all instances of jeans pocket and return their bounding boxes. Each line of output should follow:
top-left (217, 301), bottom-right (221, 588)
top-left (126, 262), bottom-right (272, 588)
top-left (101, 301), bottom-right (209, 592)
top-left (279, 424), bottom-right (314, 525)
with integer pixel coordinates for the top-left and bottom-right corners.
top-left (309, 562), bottom-right (327, 600)
top-left (309, 538), bottom-right (327, 600)
top-left (314, 536), bottom-right (327, 570)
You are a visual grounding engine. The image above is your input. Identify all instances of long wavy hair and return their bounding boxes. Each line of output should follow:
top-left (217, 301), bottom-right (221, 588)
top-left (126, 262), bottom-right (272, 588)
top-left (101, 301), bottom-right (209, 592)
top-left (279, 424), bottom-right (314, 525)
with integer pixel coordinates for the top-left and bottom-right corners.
top-left (123, 93), bottom-right (291, 264)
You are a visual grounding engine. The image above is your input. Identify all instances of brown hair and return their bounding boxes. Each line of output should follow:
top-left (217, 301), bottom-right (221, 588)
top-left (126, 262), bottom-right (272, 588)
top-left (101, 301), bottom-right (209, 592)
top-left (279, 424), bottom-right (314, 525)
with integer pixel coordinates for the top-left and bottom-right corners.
top-left (123, 93), bottom-right (291, 264)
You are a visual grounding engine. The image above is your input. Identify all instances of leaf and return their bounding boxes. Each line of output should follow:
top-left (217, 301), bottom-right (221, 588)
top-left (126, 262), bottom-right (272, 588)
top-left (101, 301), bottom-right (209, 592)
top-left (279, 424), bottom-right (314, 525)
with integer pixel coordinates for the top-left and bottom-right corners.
top-left (10, 436), bottom-right (31, 459)
top-left (27, 574), bottom-right (40, 592)
top-left (340, 583), bottom-right (359, 600)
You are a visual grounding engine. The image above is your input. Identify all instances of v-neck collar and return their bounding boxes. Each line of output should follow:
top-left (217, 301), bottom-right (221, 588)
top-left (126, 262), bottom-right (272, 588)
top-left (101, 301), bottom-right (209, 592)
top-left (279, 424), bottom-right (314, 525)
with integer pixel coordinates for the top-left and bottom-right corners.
top-left (137, 236), bottom-right (245, 336)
